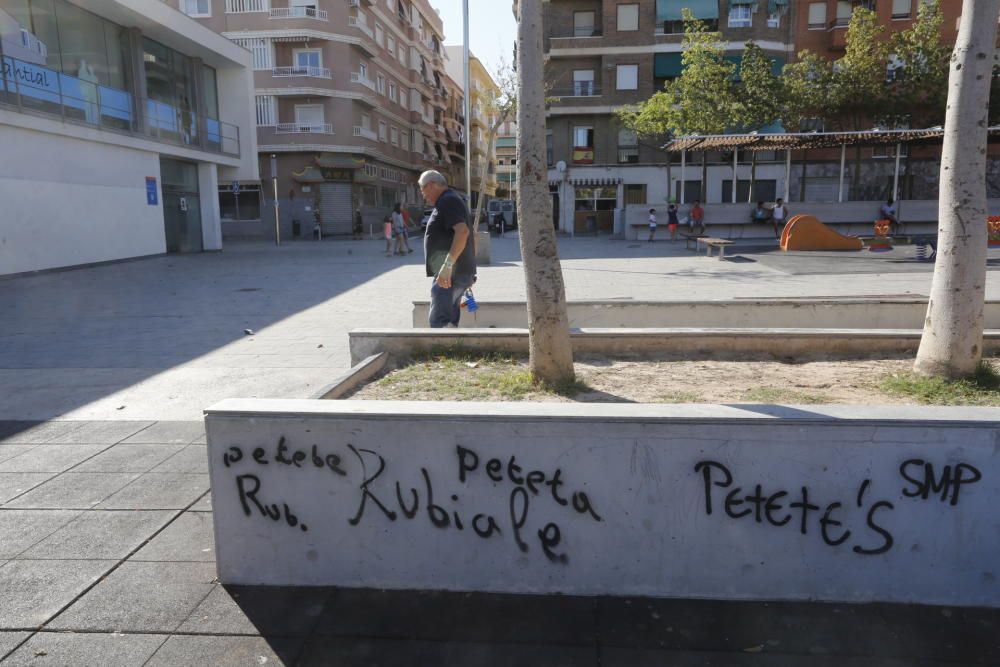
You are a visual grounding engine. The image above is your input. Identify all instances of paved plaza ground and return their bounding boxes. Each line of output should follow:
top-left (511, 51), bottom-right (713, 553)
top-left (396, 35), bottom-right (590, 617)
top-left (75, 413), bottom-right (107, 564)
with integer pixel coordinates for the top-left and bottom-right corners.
top-left (1, 237), bottom-right (999, 665)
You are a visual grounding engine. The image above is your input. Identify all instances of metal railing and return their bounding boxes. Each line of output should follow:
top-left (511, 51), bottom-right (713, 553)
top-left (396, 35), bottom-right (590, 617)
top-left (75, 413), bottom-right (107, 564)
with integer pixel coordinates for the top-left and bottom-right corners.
top-left (0, 50), bottom-right (240, 157)
top-left (353, 126), bottom-right (378, 141)
top-left (551, 83), bottom-right (602, 98)
top-left (350, 71), bottom-right (376, 91)
top-left (272, 66), bottom-right (332, 79)
top-left (349, 15), bottom-right (374, 39)
top-left (273, 123), bottom-right (333, 134)
top-left (269, 6), bottom-right (328, 20)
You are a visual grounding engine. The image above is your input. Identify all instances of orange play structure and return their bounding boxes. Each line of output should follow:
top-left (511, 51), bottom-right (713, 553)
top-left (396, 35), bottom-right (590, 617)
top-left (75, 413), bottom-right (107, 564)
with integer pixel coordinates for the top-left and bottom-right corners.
top-left (780, 214), bottom-right (864, 251)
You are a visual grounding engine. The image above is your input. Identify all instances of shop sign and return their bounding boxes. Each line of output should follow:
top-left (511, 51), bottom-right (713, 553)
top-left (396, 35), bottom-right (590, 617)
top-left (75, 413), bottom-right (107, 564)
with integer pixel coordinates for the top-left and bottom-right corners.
top-left (321, 168), bottom-right (353, 182)
top-left (145, 177), bottom-right (158, 206)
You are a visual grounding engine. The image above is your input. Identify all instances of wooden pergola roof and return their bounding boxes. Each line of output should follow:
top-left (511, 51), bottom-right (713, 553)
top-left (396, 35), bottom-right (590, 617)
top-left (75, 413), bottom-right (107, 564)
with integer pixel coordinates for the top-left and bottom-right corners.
top-left (662, 126), bottom-right (1000, 152)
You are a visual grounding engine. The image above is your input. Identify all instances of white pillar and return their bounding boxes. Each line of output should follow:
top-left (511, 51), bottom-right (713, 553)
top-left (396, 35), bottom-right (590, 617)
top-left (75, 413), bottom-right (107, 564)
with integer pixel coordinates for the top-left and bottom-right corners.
top-left (784, 149), bottom-right (792, 202)
top-left (731, 148), bottom-right (738, 203)
top-left (679, 149), bottom-right (687, 204)
top-left (892, 143), bottom-right (902, 201)
top-left (838, 144), bottom-right (846, 203)
top-left (198, 162), bottom-right (222, 251)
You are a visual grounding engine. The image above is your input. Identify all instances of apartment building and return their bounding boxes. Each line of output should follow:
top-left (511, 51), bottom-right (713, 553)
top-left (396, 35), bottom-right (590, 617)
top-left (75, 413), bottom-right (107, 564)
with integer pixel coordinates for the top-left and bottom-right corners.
top-left (796, 0), bottom-right (962, 55)
top-left (440, 67), bottom-right (466, 194)
top-left (183, 0), bottom-right (451, 237)
top-left (445, 44), bottom-right (499, 208)
top-left (544, 0), bottom-right (794, 233)
top-left (0, 0), bottom-right (258, 275)
top-left (495, 118), bottom-right (516, 200)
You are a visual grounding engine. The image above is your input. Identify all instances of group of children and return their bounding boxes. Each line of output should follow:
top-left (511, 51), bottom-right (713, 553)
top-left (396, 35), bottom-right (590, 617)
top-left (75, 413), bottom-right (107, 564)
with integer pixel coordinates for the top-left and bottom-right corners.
top-left (646, 200), bottom-right (705, 242)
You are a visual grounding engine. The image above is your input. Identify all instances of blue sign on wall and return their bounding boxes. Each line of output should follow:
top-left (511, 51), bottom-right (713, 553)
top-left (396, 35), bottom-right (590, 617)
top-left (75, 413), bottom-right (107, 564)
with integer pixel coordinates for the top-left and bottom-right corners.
top-left (146, 177), bottom-right (158, 206)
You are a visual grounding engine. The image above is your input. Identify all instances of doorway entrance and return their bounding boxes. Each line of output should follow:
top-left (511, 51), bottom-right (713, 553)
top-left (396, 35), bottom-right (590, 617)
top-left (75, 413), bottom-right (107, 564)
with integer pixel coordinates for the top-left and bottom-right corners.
top-left (160, 158), bottom-right (202, 252)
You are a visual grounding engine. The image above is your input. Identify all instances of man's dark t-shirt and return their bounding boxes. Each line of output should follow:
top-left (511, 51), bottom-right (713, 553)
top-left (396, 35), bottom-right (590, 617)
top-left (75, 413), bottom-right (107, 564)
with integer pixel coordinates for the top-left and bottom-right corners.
top-left (424, 188), bottom-right (476, 280)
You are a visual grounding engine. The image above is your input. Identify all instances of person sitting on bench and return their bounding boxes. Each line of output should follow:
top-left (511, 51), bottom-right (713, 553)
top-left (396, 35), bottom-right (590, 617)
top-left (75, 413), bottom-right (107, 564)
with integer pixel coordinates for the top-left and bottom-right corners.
top-left (751, 201), bottom-right (771, 225)
top-left (880, 198), bottom-right (899, 236)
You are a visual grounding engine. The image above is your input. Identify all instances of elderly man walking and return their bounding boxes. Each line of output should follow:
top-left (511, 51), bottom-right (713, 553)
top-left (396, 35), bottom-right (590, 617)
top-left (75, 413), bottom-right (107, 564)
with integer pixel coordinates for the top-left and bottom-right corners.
top-left (419, 170), bottom-right (476, 327)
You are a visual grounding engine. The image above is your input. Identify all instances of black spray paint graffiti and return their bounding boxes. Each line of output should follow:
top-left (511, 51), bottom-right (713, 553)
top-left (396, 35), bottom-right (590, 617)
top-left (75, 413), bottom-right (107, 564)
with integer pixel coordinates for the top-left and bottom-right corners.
top-left (695, 458), bottom-right (983, 556)
top-left (224, 436), bottom-right (349, 532)
top-left (345, 444), bottom-right (603, 564)
top-left (222, 437), bottom-right (603, 564)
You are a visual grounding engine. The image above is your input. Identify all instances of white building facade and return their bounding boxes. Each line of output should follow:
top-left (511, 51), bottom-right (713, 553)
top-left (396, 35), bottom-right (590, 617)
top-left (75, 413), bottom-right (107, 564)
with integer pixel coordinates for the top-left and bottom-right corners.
top-left (0, 0), bottom-right (258, 276)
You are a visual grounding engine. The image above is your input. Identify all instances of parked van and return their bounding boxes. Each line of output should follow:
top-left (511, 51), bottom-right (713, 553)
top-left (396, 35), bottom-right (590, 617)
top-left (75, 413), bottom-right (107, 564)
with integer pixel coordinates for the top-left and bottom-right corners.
top-left (487, 199), bottom-right (517, 231)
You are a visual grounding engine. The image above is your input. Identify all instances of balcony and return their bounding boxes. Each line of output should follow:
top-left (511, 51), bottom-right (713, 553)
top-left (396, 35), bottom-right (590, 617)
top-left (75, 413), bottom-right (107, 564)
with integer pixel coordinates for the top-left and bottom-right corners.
top-left (272, 66), bottom-right (331, 79)
top-left (353, 126), bottom-right (378, 141)
top-left (0, 49), bottom-right (240, 157)
top-left (551, 27), bottom-right (603, 38)
top-left (349, 15), bottom-right (374, 39)
top-left (269, 6), bottom-right (328, 20)
top-left (274, 122), bottom-right (333, 134)
top-left (550, 83), bottom-right (602, 98)
top-left (350, 72), bottom-right (377, 92)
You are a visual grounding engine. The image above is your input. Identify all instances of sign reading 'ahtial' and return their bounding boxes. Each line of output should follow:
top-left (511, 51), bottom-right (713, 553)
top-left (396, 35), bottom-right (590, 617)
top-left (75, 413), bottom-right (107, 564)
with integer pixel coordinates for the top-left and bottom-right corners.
top-left (204, 400), bottom-right (1000, 607)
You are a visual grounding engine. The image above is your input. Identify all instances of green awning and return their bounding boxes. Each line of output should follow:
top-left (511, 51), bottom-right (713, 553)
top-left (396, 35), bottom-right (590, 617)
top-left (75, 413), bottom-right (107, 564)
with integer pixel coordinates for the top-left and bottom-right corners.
top-left (654, 53), bottom-right (684, 78)
top-left (725, 53), bottom-right (786, 79)
top-left (768, 0), bottom-right (789, 13)
top-left (495, 137), bottom-right (516, 148)
top-left (728, 0), bottom-right (755, 5)
top-left (656, 0), bottom-right (720, 22)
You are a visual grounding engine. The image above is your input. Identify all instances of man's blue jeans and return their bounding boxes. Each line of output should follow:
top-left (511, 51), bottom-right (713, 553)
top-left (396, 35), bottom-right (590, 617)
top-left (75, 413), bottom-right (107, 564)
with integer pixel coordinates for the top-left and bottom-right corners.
top-left (429, 276), bottom-right (473, 328)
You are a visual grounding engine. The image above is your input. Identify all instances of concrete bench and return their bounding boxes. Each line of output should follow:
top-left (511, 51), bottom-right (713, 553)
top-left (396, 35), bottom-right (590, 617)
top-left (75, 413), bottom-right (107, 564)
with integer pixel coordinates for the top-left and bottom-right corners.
top-left (695, 237), bottom-right (735, 259)
top-left (205, 399), bottom-right (1000, 607)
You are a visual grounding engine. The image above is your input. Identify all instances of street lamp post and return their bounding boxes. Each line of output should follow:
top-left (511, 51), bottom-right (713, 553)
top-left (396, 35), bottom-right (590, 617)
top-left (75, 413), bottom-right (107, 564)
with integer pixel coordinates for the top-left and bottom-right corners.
top-left (270, 153), bottom-right (280, 246)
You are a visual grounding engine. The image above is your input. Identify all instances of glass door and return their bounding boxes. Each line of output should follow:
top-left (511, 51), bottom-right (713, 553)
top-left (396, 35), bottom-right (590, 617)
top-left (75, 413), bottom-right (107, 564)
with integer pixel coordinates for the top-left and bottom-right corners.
top-left (160, 158), bottom-right (202, 253)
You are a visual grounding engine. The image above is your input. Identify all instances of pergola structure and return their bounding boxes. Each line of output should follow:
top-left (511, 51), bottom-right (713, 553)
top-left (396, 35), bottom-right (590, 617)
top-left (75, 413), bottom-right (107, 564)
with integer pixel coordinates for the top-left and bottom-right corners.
top-left (661, 127), bottom-right (1000, 205)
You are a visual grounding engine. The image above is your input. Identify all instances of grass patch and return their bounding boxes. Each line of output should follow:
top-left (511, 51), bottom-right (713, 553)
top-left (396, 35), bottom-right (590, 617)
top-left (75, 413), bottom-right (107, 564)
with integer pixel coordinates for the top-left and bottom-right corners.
top-left (879, 361), bottom-right (1000, 406)
top-left (657, 391), bottom-right (705, 404)
top-left (368, 352), bottom-right (591, 401)
top-left (742, 387), bottom-right (828, 404)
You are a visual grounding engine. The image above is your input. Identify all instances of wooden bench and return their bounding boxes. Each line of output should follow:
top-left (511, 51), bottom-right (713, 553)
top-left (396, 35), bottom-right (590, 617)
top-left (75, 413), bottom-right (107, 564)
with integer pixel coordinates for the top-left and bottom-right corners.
top-left (695, 237), bottom-right (735, 259)
top-left (681, 231), bottom-right (706, 251)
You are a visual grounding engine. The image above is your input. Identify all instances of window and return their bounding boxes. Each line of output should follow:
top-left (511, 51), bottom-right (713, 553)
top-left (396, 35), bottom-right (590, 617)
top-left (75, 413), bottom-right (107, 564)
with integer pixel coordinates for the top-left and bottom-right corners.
top-left (892, 0), bottom-right (912, 18)
top-left (378, 120), bottom-right (387, 141)
top-left (377, 73), bottom-right (386, 94)
top-left (294, 49), bottom-right (321, 72)
top-left (573, 11), bottom-right (597, 37)
top-left (390, 126), bottom-right (399, 145)
top-left (388, 82), bottom-right (397, 101)
top-left (387, 35), bottom-right (396, 56)
top-left (219, 183), bottom-right (261, 222)
top-left (573, 126), bottom-right (594, 148)
top-left (295, 104), bottom-right (324, 130)
top-left (399, 46), bottom-right (407, 64)
top-left (617, 4), bottom-right (639, 31)
top-left (835, 1), bottom-right (852, 26)
top-left (767, 12), bottom-right (780, 28)
top-left (807, 3), bottom-right (827, 29)
top-left (886, 54), bottom-right (905, 81)
top-left (255, 95), bottom-right (275, 126)
top-left (616, 64), bottom-right (638, 90)
top-left (183, 0), bottom-right (211, 17)
top-left (361, 113), bottom-right (371, 129)
top-left (618, 128), bottom-right (639, 163)
top-left (573, 70), bottom-right (595, 96)
top-left (728, 5), bottom-right (752, 28)
top-left (359, 62), bottom-right (368, 78)
top-left (401, 130), bottom-right (409, 151)
top-left (375, 23), bottom-right (384, 45)
top-left (625, 184), bottom-right (647, 205)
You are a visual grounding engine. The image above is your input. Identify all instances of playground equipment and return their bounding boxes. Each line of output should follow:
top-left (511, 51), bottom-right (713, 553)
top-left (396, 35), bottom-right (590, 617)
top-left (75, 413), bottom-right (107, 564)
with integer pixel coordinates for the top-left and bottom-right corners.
top-left (868, 219), bottom-right (893, 253)
top-left (780, 214), bottom-right (864, 252)
top-left (989, 217), bottom-right (1000, 248)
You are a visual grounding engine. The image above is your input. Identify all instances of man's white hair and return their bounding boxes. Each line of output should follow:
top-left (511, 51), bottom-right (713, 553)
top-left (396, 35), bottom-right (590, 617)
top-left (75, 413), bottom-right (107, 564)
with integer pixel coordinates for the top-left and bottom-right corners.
top-left (418, 170), bottom-right (448, 188)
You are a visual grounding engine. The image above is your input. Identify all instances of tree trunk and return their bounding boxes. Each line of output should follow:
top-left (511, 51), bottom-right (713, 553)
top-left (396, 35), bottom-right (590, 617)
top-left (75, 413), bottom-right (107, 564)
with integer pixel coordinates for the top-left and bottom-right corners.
top-left (517, 0), bottom-right (575, 385)
top-left (914, 0), bottom-right (1000, 379)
